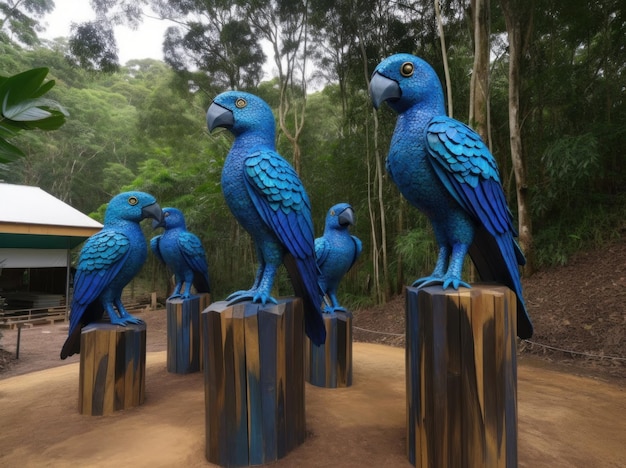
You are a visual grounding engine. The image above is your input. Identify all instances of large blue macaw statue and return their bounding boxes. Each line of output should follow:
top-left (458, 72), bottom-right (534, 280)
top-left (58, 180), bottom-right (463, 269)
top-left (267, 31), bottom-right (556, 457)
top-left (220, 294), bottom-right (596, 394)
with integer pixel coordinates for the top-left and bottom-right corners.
top-left (315, 203), bottom-right (362, 313)
top-left (206, 91), bottom-right (326, 345)
top-left (151, 207), bottom-right (211, 300)
top-left (60, 191), bottom-right (163, 359)
top-left (369, 53), bottom-right (533, 339)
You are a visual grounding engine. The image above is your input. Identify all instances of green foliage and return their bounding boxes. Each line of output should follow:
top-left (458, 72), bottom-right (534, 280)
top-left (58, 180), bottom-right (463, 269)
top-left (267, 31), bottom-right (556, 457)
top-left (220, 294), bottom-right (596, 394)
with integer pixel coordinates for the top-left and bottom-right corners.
top-left (1, 0), bottom-right (625, 306)
top-left (533, 134), bottom-right (600, 218)
top-left (0, 67), bottom-right (68, 162)
top-left (394, 226), bottom-right (438, 282)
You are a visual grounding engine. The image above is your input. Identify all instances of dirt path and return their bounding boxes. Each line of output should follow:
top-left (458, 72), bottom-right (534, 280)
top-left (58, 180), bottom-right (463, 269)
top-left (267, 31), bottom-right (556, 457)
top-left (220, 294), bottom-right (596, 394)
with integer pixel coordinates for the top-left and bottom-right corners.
top-left (0, 341), bottom-right (624, 467)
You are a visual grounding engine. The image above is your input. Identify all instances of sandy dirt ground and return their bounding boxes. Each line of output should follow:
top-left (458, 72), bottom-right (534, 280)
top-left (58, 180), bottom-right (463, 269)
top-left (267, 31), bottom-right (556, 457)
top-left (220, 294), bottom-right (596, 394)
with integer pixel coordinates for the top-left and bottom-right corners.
top-left (0, 329), bottom-right (624, 467)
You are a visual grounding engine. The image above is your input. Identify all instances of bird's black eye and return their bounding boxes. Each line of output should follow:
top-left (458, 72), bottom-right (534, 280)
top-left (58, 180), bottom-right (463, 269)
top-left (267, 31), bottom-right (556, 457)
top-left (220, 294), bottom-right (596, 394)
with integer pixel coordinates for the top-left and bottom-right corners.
top-left (330, 210), bottom-right (335, 216)
top-left (235, 98), bottom-right (247, 109)
top-left (128, 196), bottom-right (138, 206)
top-left (400, 62), bottom-right (414, 77)
top-left (164, 212), bottom-right (170, 217)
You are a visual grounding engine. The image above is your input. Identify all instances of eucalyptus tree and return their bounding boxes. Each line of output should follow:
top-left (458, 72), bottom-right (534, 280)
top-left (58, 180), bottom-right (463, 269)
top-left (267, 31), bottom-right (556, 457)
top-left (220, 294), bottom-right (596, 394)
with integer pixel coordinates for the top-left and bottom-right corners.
top-left (236, 0), bottom-right (313, 175)
top-left (0, 0), bottom-right (54, 45)
top-left (151, 0), bottom-right (265, 94)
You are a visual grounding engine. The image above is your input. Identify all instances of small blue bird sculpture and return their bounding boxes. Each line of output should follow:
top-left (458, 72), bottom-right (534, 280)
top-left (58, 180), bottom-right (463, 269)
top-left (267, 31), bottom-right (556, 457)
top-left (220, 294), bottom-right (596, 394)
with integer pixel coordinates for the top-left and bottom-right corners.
top-left (315, 203), bottom-right (362, 313)
top-left (60, 191), bottom-right (163, 359)
top-left (369, 53), bottom-right (533, 339)
top-left (206, 91), bottom-right (326, 345)
top-left (151, 207), bottom-right (211, 299)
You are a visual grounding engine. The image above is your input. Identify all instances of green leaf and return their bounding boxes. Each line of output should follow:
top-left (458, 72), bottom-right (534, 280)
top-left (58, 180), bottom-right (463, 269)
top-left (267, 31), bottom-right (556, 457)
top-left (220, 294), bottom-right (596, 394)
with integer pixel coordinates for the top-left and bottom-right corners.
top-left (0, 137), bottom-right (25, 163)
top-left (0, 68), bottom-right (49, 108)
top-left (3, 97), bottom-right (52, 121)
top-left (26, 112), bottom-right (67, 131)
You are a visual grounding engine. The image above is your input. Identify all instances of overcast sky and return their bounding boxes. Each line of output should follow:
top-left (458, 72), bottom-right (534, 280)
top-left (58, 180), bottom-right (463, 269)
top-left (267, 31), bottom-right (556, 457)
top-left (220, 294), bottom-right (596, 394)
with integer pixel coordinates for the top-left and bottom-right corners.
top-left (40, 0), bottom-right (173, 64)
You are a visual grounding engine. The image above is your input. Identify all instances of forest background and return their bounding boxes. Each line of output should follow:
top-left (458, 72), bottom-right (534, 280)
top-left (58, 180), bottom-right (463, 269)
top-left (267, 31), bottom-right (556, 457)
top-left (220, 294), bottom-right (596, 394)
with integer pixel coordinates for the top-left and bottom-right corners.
top-left (0, 0), bottom-right (624, 309)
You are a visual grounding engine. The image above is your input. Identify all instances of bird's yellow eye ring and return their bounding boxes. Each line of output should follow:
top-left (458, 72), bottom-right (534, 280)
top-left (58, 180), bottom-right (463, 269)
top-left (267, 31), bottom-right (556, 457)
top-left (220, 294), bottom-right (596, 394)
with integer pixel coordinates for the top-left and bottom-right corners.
top-left (400, 62), bottom-right (414, 77)
top-left (128, 196), bottom-right (139, 206)
top-left (331, 210), bottom-right (335, 216)
top-left (235, 98), bottom-right (247, 108)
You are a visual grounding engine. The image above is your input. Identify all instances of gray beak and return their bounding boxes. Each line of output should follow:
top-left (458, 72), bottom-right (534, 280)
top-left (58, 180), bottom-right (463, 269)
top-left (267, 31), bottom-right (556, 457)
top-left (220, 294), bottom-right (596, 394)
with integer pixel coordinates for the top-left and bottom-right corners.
top-left (338, 207), bottom-right (355, 227)
top-left (151, 216), bottom-right (165, 230)
top-left (369, 72), bottom-right (401, 110)
top-left (142, 202), bottom-right (163, 225)
top-left (206, 102), bottom-right (234, 131)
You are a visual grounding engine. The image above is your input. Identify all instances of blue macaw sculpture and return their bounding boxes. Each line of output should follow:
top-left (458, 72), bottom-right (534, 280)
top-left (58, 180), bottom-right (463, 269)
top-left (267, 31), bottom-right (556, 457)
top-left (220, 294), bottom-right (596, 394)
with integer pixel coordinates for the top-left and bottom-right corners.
top-left (206, 91), bottom-right (326, 345)
top-left (369, 53), bottom-right (533, 339)
top-left (315, 203), bottom-right (362, 313)
top-left (151, 207), bottom-right (211, 300)
top-left (60, 191), bottom-right (163, 359)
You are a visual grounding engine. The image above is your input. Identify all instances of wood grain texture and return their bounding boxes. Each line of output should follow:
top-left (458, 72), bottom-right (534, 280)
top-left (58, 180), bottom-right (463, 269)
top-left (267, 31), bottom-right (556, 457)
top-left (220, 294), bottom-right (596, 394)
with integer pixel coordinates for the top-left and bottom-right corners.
top-left (406, 285), bottom-right (518, 468)
top-left (166, 293), bottom-right (210, 374)
top-left (305, 311), bottom-right (353, 388)
top-left (202, 297), bottom-right (306, 467)
top-left (78, 322), bottom-right (146, 416)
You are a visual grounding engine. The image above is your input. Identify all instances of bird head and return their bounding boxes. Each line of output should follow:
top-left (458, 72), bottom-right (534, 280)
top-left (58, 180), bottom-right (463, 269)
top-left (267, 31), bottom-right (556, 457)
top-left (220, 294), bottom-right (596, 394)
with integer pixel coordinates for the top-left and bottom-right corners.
top-left (369, 53), bottom-right (445, 115)
top-left (326, 203), bottom-right (355, 231)
top-left (206, 91), bottom-right (276, 139)
top-left (152, 207), bottom-right (186, 230)
top-left (104, 191), bottom-right (163, 225)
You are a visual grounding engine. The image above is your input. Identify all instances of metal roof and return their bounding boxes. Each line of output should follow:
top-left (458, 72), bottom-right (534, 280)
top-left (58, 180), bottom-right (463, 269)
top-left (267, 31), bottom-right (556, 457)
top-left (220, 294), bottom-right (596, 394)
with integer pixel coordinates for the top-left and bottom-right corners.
top-left (0, 183), bottom-right (102, 249)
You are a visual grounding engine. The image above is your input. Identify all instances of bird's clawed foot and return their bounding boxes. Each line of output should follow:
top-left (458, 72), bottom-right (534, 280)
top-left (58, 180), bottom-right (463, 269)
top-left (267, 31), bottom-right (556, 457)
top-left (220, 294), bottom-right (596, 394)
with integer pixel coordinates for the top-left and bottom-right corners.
top-left (227, 289), bottom-right (278, 306)
top-left (322, 305), bottom-right (347, 314)
top-left (441, 274), bottom-right (471, 290)
top-left (107, 314), bottom-right (144, 326)
top-left (412, 275), bottom-right (471, 290)
top-left (412, 275), bottom-right (443, 288)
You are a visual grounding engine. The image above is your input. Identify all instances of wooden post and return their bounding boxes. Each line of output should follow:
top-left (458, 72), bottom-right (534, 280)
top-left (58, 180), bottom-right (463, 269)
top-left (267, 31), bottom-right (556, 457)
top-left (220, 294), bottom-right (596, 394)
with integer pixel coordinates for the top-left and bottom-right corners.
top-left (406, 285), bottom-right (518, 467)
top-left (202, 297), bottom-right (306, 467)
top-left (305, 311), bottom-right (353, 387)
top-left (166, 293), bottom-right (211, 374)
top-left (78, 322), bottom-right (146, 416)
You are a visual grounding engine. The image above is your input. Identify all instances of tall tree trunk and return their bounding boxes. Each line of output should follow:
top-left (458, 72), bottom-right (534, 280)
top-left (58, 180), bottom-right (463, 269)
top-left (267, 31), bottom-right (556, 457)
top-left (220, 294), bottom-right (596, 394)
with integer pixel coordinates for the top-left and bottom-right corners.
top-left (500, 0), bottom-right (534, 275)
top-left (359, 36), bottom-right (388, 303)
top-left (434, 0), bottom-right (454, 117)
top-left (468, 0), bottom-right (490, 145)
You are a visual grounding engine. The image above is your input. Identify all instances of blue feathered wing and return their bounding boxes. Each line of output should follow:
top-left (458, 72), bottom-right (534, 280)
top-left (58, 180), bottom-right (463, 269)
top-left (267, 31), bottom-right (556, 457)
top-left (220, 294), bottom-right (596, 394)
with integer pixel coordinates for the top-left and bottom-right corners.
top-left (314, 237), bottom-right (331, 292)
top-left (179, 231), bottom-right (211, 292)
top-left (244, 147), bottom-right (325, 344)
top-left (69, 230), bottom-right (130, 336)
top-left (150, 235), bottom-right (164, 264)
top-left (425, 115), bottom-right (533, 338)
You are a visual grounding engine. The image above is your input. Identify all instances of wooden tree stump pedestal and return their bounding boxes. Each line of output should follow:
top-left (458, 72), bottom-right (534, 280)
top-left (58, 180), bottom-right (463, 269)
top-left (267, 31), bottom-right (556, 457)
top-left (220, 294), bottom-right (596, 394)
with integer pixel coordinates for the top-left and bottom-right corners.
top-left (202, 297), bottom-right (306, 467)
top-left (78, 322), bottom-right (146, 416)
top-left (305, 311), bottom-right (353, 388)
top-left (406, 285), bottom-right (518, 467)
top-left (166, 293), bottom-right (210, 374)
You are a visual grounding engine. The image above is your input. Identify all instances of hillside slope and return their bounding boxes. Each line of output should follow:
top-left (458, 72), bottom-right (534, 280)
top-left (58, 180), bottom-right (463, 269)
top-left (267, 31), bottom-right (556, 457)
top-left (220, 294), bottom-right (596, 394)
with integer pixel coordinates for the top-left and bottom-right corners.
top-left (353, 235), bottom-right (626, 381)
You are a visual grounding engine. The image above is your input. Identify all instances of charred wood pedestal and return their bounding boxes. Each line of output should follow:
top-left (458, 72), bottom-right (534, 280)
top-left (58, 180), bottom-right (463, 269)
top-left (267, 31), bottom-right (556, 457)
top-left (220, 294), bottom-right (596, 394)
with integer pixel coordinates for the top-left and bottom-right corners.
top-left (78, 322), bottom-right (146, 416)
top-left (406, 285), bottom-right (518, 467)
top-left (166, 293), bottom-right (211, 374)
top-left (202, 297), bottom-right (306, 467)
top-left (305, 310), bottom-right (353, 388)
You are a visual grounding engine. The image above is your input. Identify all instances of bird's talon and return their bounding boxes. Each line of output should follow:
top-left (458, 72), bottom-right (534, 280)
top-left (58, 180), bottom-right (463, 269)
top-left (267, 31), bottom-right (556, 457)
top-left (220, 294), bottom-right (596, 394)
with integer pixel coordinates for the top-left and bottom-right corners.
top-left (412, 276), bottom-right (443, 288)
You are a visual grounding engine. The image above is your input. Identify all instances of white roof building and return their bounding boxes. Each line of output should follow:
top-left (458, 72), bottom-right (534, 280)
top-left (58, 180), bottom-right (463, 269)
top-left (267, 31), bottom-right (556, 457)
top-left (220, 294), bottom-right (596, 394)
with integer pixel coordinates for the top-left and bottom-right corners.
top-left (0, 183), bottom-right (102, 268)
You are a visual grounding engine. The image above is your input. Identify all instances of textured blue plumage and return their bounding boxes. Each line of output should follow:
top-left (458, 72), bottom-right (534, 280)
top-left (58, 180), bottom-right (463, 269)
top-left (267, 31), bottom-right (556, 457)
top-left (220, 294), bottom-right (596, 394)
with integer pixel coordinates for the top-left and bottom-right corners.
top-left (151, 207), bottom-right (211, 299)
top-left (207, 91), bottom-right (326, 345)
top-left (315, 203), bottom-right (362, 313)
top-left (60, 191), bottom-right (163, 358)
top-left (370, 53), bottom-right (533, 339)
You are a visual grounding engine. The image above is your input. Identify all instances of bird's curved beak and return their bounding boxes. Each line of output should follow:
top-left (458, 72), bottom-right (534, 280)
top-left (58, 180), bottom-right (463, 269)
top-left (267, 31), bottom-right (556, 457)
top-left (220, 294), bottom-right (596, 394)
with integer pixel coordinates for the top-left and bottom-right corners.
top-left (338, 207), bottom-right (355, 227)
top-left (206, 102), bottom-right (234, 132)
top-left (369, 72), bottom-right (401, 110)
top-left (142, 202), bottom-right (164, 225)
top-left (151, 216), bottom-right (165, 230)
